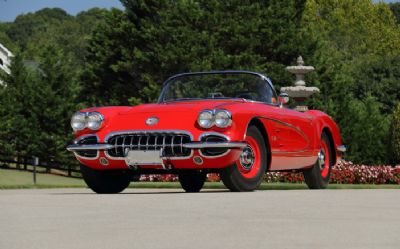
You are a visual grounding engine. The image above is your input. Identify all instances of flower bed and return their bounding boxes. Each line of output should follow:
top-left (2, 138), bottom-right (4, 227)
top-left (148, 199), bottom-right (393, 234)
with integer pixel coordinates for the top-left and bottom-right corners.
top-left (139, 161), bottom-right (400, 184)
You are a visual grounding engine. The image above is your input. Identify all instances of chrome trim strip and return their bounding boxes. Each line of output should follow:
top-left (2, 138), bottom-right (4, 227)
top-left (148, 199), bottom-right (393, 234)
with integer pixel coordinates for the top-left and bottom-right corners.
top-left (67, 144), bottom-right (115, 151)
top-left (244, 116), bottom-right (310, 152)
top-left (183, 142), bottom-right (246, 149)
top-left (71, 134), bottom-right (100, 160)
top-left (104, 130), bottom-right (194, 160)
top-left (199, 132), bottom-right (232, 158)
top-left (337, 145), bottom-right (346, 153)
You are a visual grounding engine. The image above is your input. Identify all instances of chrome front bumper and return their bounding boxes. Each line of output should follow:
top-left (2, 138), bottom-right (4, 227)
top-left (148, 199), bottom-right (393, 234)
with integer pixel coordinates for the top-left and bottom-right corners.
top-left (66, 141), bottom-right (247, 152)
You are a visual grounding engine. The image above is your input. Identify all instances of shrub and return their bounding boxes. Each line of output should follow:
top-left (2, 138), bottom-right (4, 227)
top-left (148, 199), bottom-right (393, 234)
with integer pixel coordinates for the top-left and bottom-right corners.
top-left (139, 161), bottom-right (400, 184)
top-left (389, 103), bottom-right (400, 165)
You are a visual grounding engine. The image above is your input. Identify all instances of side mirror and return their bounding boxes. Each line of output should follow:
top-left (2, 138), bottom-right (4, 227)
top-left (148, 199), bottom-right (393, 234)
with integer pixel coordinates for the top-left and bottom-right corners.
top-left (279, 92), bottom-right (289, 105)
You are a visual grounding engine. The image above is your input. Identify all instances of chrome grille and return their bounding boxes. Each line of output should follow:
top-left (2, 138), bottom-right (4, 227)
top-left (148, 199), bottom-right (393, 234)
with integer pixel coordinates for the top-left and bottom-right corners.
top-left (107, 132), bottom-right (192, 158)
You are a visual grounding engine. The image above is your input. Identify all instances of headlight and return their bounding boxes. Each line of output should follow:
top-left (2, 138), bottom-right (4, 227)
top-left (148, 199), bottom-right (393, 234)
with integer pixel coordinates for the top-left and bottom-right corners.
top-left (87, 112), bottom-right (104, 130)
top-left (71, 112), bottom-right (86, 131)
top-left (198, 110), bottom-right (214, 128)
top-left (70, 112), bottom-right (104, 131)
top-left (214, 110), bottom-right (232, 128)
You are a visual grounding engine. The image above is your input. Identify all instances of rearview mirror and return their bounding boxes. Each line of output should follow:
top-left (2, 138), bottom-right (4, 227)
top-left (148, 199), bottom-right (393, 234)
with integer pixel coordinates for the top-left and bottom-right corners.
top-left (279, 92), bottom-right (289, 105)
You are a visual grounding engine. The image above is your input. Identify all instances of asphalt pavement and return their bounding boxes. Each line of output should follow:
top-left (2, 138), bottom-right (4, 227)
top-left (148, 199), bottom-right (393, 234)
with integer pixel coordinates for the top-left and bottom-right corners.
top-left (0, 188), bottom-right (399, 249)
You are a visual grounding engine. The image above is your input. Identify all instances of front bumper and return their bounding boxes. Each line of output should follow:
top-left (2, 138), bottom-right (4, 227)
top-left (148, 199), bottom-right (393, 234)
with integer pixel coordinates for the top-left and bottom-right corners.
top-left (66, 141), bottom-right (247, 152)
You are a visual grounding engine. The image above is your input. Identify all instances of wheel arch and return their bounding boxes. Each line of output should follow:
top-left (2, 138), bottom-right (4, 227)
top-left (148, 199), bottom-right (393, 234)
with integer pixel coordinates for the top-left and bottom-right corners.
top-left (247, 118), bottom-right (271, 171)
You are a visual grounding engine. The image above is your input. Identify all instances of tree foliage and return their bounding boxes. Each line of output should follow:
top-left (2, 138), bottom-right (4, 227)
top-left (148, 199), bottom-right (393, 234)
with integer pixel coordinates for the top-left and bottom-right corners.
top-left (83, 0), bottom-right (308, 105)
top-left (0, 47), bottom-right (79, 161)
top-left (300, 0), bottom-right (400, 164)
top-left (389, 103), bottom-right (400, 166)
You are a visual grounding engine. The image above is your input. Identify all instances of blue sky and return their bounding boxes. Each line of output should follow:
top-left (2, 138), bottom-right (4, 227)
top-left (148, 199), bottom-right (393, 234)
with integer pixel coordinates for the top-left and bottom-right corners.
top-left (0, 0), bottom-right (399, 22)
top-left (0, 0), bottom-right (124, 22)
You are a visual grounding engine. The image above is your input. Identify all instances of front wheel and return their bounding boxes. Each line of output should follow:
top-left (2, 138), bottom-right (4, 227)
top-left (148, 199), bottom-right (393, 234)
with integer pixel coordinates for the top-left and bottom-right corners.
top-left (303, 133), bottom-right (333, 189)
top-left (80, 165), bottom-right (131, 194)
top-left (220, 125), bottom-right (267, 192)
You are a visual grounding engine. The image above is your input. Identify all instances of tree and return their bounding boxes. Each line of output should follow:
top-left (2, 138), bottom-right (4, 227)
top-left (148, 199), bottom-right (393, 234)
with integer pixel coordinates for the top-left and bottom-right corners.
top-left (300, 0), bottom-right (400, 164)
top-left (341, 96), bottom-right (389, 165)
top-left (0, 7), bottom-right (108, 164)
top-left (389, 2), bottom-right (400, 24)
top-left (389, 103), bottom-right (400, 166)
top-left (82, 0), bottom-right (308, 106)
top-left (0, 54), bottom-right (43, 158)
top-left (0, 47), bottom-right (79, 162)
top-left (6, 8), bottom-right (71, 50)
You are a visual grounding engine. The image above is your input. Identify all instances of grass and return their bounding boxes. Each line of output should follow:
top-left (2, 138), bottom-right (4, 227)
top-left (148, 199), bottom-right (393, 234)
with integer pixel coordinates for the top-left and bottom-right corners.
top-left (0, 168), bottom-right (85, 189)
top-left (1, 168), bottom-right (399, 190)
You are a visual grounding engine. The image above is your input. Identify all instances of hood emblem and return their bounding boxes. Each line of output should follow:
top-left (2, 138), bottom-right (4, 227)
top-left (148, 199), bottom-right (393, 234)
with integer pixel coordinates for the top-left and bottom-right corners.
top-left (145, 117), bottom-right (159, 126)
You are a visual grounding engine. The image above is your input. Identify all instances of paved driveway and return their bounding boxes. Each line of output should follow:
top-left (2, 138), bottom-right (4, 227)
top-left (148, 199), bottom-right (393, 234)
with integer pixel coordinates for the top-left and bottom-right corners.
top-left (0, 188), bottom-right (399, 249)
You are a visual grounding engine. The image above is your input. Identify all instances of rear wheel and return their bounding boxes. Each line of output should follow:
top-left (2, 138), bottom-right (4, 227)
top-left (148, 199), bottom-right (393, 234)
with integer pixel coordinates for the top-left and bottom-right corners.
top-left (178, 170), bottom-right (207, 192)
top-left (303, 133), bottom-right (333, 189)
top-left (80, 165), bottom-right (131, 194)
top-left (220, 125), bottom-right (267, 192)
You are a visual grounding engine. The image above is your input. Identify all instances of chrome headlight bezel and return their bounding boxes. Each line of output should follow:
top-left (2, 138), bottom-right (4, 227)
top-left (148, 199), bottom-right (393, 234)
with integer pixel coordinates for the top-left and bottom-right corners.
top-left (70, 112), bottom-right (104, 131)
top-left (198, 109), bottom-right (214, 128)
top-left (214, 109), bottom-right (232, 128)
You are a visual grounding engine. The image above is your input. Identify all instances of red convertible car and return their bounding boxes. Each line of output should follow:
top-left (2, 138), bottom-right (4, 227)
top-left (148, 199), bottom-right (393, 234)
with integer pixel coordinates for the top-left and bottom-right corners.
top-left (67, 71), bottom-right (345, 193)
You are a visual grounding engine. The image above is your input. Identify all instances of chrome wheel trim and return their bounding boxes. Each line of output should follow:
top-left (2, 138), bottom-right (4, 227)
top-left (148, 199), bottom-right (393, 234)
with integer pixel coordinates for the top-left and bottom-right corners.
top-left (240, 146), bottom-right (255, 170)
top-left (318, 149), bottom-right (325, 170)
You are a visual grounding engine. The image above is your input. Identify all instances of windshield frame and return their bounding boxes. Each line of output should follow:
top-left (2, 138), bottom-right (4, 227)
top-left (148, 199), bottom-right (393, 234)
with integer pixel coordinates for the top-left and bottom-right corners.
top-left (157, 70), bottom-right (280, 106)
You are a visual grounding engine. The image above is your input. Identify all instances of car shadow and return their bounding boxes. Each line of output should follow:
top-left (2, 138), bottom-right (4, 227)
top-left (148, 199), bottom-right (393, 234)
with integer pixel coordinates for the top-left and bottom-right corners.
top-left (50, 189), bottom-right (231, 195)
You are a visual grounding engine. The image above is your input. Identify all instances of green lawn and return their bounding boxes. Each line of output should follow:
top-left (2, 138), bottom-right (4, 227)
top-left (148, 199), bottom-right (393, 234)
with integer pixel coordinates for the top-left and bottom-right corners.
top-left (0, 168), bottom-right (85, 189)
top-left (1, 168), bottom-right (399, 190)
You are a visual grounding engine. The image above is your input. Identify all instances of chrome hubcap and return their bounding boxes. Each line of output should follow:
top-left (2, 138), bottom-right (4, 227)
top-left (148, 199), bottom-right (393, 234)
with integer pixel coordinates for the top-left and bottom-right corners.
top-left (318, 149), bottom-right (325, 170)
top-left (240, 146), bottom-right (255, 170)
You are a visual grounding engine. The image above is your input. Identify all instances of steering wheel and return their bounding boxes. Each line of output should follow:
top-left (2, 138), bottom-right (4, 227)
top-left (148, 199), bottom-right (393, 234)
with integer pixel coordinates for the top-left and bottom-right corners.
top-left (236, 92), bottom-right (255, 101)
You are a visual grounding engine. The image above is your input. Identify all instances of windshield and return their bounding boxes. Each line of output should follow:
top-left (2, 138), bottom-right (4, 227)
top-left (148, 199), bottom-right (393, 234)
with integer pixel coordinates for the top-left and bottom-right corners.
top-left (159, 72), bottom-right (278, 104)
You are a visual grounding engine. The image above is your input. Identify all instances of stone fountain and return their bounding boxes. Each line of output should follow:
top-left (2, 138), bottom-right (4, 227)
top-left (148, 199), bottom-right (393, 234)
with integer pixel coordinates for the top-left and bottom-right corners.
top-left (280, 56), bottom-right (319, 112)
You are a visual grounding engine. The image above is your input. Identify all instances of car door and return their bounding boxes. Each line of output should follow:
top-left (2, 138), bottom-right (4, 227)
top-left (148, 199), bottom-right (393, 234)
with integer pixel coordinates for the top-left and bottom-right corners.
top-left (267, 107), bottom-right (316, 170)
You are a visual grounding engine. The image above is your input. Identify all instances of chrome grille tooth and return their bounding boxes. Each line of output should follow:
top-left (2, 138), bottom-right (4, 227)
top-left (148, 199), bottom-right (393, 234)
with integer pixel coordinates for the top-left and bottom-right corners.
top-left (155, 135), bottom-right (158, 150)
top-left (162, 136), bottom-right (166, 151)
top-left (171, 135), bottom-right (175, 156)
top-left (180, 135), bottom-right (183, 154)
top-left (129, 135), bottom-right (133, 150)
top-left (122, 136), bottom-right (126, 155)
top-left (138, 136), bottom-right (142, 150)
top-left (114, 137), bottom-right (118, 155)
top-left (146, 135), bottom-right (150, 151)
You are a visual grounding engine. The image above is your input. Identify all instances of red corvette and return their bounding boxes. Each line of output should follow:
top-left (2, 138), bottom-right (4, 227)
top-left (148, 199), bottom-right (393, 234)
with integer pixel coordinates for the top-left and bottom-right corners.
top-left (67, 71), bottom-right (345, 193)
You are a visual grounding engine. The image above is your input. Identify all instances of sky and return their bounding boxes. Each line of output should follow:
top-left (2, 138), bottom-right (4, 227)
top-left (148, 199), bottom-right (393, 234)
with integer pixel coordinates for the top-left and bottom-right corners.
top-left (0, 0), bottom-right (399, 22)
top-left (0, 0), bottom-right (124, 22)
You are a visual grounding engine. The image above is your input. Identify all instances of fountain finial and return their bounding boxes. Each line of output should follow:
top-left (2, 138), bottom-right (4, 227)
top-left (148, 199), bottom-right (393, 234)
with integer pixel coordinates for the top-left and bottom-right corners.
top-left (297, 56), bottom-right (304, 66)
top-left (280, 55), bottom-right (320, 112)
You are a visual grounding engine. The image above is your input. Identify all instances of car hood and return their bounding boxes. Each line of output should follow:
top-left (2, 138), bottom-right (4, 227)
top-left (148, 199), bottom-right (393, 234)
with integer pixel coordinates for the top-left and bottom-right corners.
top-left (119, 99), bottom-right (244, 114)
top-left (79, 100), bottom-right (244, 136)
